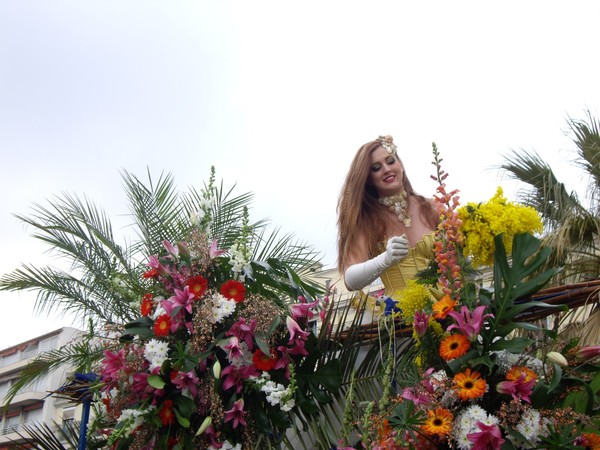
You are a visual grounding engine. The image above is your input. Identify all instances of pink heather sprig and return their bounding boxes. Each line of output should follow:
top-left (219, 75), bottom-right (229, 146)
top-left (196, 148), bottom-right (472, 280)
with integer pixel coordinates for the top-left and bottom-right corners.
top-left (430, 142), bottom-right (464, 301)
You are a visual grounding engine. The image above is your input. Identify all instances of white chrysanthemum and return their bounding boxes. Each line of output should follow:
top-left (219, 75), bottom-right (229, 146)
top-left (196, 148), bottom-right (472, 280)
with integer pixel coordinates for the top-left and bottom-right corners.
top-left (211, 293), bottom-right (236, 323)
top-left (507, 408), bottom-right (547, 448)
top-left (453, 405), bottom-right (499, 450)
top-left (144, 338), bottom-right (169, 370)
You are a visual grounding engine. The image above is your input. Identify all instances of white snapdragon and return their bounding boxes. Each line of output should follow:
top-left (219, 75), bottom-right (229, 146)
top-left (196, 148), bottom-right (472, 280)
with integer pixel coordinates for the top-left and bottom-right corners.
top-left (116, 408), bottom-right (150, 438)
top-left (211, 293), bottom-right (236, 323)
top-left (143, 338), bottom-right (170, 370)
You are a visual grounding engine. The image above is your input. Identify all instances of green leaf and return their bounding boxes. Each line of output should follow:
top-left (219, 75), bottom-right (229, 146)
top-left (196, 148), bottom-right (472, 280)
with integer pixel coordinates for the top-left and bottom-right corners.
top-left (490, 336), bottom-right (533, 353)
top-left (147, 374), bottom-right (166, 389)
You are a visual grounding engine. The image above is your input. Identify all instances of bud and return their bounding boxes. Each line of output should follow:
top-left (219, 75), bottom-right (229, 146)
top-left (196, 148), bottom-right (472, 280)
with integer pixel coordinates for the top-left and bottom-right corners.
top-left (212, 360), bottom-right (221, 379)
top-left (195, 416), bottom-right (212, 436)
top-left (413, 310), bottom-right (430, 338)
top-left (576, 346), bottom-right (600, 360)
top-left (547, 351), bottom-right (568, 367)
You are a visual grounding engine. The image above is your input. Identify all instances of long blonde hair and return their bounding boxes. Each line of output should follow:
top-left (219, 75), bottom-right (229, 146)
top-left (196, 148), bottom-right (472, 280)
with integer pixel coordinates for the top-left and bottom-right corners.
top-left (336, 139), bottom-right (437, 272)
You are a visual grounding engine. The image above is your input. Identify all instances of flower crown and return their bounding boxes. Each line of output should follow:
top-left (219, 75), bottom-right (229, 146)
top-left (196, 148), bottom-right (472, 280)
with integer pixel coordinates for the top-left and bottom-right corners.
top-left (376, 135), bottom-right (398, 154)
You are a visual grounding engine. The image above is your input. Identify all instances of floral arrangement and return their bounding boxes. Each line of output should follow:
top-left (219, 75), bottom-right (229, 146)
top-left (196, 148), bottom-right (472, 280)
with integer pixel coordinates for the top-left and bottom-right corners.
top-left (337, 144), bottom-right (600, 450)
top-left (89, 188), bottom-right (341, 449)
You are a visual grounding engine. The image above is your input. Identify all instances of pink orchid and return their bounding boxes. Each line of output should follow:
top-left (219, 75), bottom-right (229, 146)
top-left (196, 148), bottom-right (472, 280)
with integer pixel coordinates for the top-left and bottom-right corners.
top-left (413, 310), bottom-right (430, 338)
top-left (447, 305), bottom-right (493, 341)
top-left (467, 422), bottom-right (505, 450)
top-left (209, 239), bottom-right (226, 258)
top-left (224, 399), bottom-right (247, 429)
top-left (401, 386), bottom-right (431, 406)
top-left (222, 336), bottom-right (245, 361)
top-left (289, 297), bottom-right (320, 320)
top-left (496, 374), bottom-right (535, 403)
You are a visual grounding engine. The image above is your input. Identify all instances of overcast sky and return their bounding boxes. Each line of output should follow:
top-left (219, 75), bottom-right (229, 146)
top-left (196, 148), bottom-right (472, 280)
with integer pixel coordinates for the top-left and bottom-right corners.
top-left (1, 1), bottom-right (598, 348)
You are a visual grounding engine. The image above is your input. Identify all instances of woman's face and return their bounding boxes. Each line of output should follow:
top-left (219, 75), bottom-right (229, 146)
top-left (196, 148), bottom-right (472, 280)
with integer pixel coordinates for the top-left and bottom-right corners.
top-left (368, 145), bottom-right (404, 197)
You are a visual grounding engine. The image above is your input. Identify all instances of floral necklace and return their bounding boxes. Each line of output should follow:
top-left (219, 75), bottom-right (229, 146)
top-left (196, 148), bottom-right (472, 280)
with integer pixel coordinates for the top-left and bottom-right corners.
top-left (378, 190), bottom-right (412, 227)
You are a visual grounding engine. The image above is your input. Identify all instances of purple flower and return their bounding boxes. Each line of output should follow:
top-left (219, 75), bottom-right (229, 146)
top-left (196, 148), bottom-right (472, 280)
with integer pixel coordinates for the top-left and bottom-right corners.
top-left (226, 318), bottom-right (257, 350)
top-left (224, 399), bottom-right (247, 429)
top-left (576, 345), bottom-right (600, 360)
top-left (170, 285), bottom-right (196, 314)
top-left (222, 336), bottom-right (244, 361)
top-left (171, 369), bottom-right (200, 397)
top-left (467, 422), bottom-right (505, 450)
top-left (447, 305), bottom-right (493, 341)
top-left (286, 316), bottom-right (310, 344)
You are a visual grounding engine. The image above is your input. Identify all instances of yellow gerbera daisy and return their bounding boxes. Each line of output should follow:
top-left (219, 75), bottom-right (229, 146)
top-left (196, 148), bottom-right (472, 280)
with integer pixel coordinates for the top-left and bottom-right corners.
top-left (453, 368), bottom-right (487, 400)
top-left (421, 407), bottom-right (453, 436)
top-left (439, 333), bottom-right (470, 361)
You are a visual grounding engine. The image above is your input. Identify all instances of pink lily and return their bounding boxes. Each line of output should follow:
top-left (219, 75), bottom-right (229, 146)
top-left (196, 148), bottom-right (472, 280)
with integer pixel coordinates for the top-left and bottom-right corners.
top-left (209, 239), bottom-right (226, 258)
top-left (496, 374), bottom-right (535, 404)
top-left (224, 399), bottom-right (247, 429)
top-left (413, 310), bottom-right (430, 338)
top-left (286, 317), bottom-right (310, 344)
top-left (222, 336), bottom-right (245, 361)
top-left (467, 422), bottom-right (505, 450)
top-left (162, 239), bottom-right (179, 257)
top-left (226, 318), bottom-right (257, 350)
top-left (289, 297), bottom-right (320, 320)
top-left (447, 305), bottom-right (494, 342)
top-left (171, 369), bottom-right (200, 397)
top-left (170, 285), bottom-right (196, 314)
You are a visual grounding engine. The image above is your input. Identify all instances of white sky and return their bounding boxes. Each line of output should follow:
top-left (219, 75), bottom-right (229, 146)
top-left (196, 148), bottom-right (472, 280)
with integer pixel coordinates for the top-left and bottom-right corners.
top-left (1, 0), bottom-right (598, 348)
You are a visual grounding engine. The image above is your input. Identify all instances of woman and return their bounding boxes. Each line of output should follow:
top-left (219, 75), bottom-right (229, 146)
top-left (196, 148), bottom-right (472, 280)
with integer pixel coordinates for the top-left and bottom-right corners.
top-left (337, 135), bottom-right (439, 295)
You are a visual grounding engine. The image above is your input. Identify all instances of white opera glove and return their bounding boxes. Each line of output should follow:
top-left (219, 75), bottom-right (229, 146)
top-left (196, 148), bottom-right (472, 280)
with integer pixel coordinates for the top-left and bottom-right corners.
top-left (344, 235), bottom-right (409, 291)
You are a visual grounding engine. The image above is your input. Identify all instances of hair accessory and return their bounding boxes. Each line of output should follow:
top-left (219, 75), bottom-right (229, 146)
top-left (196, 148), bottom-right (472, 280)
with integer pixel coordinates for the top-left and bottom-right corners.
top-left (378, 189), bottom-right (412, 227)
top-left (376, 135), bottom-right (398, 154)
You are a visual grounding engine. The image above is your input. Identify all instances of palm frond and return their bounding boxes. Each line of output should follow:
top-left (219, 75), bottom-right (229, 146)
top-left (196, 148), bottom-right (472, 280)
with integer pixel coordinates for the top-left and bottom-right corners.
top-left (500, 149), bottom-right (584, 228)
top-left (568, 110), bottom-right (600, 205)
top-left (2, 337), bottom-right (106, 409)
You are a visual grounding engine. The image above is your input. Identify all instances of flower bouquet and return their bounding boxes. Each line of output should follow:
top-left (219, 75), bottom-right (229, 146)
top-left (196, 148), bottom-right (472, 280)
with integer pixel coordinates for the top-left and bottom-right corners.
top-left (91, 217), bottom-right (341, 448)
top-left (337, 144), bottom-right (600, 449)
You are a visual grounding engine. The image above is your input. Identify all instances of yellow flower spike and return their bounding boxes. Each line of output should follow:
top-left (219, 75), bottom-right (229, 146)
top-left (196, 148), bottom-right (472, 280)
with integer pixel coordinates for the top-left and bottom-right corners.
top-left (195, 416), bottom-right (212, 436)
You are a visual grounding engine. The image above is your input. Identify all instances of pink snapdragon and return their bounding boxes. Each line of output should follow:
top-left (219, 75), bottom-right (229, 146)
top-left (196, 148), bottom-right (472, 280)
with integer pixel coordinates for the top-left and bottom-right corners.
top-left (447, 305), bottom-right (493, 342)
top-left (413, 310), bottom-right (430, 338)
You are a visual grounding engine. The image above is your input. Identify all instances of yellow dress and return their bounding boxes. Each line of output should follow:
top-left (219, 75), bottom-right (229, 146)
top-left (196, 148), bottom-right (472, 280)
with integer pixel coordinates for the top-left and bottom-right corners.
top-left (379, 232), bottom-right (436, 297)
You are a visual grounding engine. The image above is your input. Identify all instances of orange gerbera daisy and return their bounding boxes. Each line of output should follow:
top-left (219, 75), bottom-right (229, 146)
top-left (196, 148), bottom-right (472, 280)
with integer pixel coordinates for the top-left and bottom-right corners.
top-left (506, 366), bottom-right (538, 383)
top-left (453, 368), bottom-right (487, 400)
top-left (421, 407), bottom-right (453, 436)
top-left (432, 295), bottom-right (458, 320)
top-left (439, 333), bottom-right (470, 361)
top-left (220, 279), bottom-right (246, 303)
top-left (582, 433), bottom-right (600, 450)
top-left (141, 293), bottom-right (154, 317)
top-left (154, 313), bottom-right (172, 336)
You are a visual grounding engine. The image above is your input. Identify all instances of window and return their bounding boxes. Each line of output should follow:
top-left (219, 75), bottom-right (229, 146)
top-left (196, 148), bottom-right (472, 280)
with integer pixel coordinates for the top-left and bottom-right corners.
top-left (24, 407), bottom-right (43, 425)
top-left (2, 414), bottom-right (21, 435)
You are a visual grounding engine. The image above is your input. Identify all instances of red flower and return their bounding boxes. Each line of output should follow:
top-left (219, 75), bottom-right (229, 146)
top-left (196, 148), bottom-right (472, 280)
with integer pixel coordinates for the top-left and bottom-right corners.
top-left (220, 280), bottom-right (246, 303)
top-left (186, 275), bottom-right (208, 300)
top-left (252, 348), bottom-right (277, 371)
top-left (158, 400), bottom-right (175, 425)
top-left (154, 314), bottom-right (172, 336)
top-left (143, 268), bottom-right (158, 279)
top-left (141, 293), bottom-right (154, 317)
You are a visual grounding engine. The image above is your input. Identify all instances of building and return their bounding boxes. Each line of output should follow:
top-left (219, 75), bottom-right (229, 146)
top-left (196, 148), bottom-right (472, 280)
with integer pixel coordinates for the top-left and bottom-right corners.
top-left (0, 327), bottom-right (84, 449)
